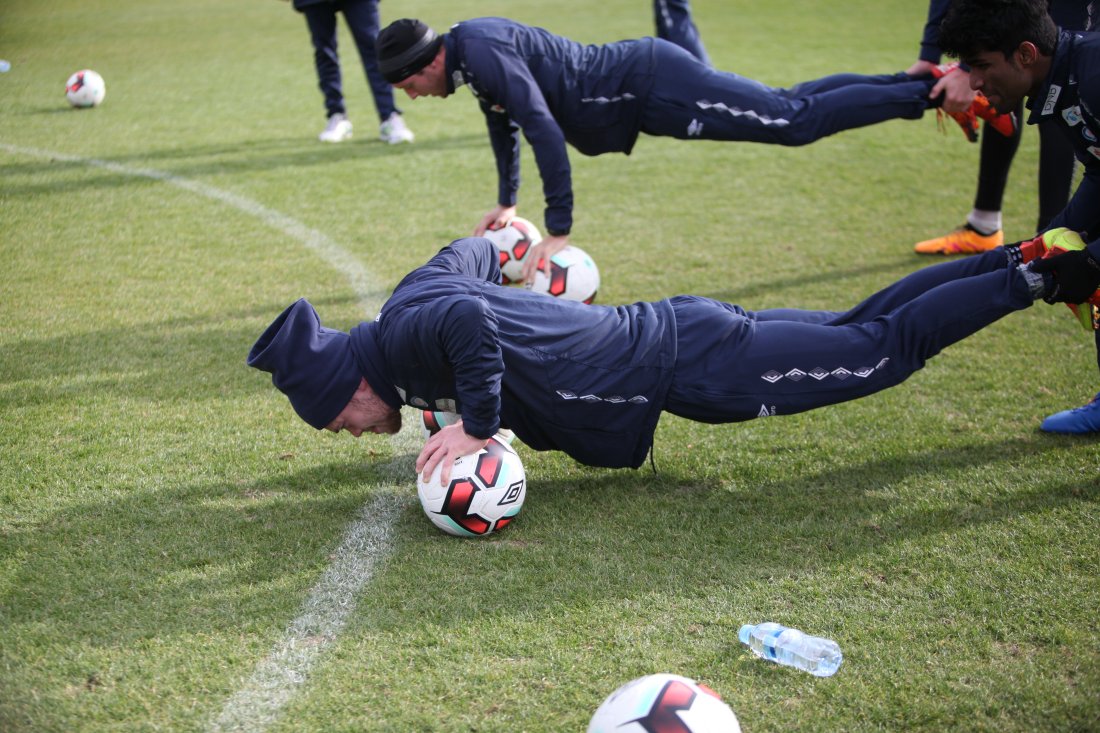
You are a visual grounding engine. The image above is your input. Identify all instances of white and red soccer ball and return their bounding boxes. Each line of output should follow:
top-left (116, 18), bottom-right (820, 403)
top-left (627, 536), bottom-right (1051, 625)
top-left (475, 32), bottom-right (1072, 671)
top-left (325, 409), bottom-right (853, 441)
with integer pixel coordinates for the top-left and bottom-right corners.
top-left (588, 674), bottom-right (741, 733)
top-left (416, 435), bottom-right (526, 537)
top-left (483, 219), bottom-right (601, 303)
top-left (65, 69), bottom-right (106, 108)
top-left (484, 217), bottom-right (541, 284)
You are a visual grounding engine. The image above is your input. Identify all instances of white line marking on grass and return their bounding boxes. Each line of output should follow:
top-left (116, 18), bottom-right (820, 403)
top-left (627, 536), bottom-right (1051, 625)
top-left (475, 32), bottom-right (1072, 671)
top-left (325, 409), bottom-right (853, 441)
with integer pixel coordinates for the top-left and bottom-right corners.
top-left (1, 142), bottom-right (414, 733)
top-left (212, 433), bottom-right (418, 733)
top-left (0, 143), bottom-right (382, 308)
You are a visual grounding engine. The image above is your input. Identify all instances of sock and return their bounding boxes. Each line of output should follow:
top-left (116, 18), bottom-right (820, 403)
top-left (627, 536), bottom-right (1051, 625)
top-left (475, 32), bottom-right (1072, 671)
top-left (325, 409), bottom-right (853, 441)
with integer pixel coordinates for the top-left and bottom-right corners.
top-left (1005, 244), bottom-right (1024, 266)
top-left (966, 209), bottom-right (1002, 235)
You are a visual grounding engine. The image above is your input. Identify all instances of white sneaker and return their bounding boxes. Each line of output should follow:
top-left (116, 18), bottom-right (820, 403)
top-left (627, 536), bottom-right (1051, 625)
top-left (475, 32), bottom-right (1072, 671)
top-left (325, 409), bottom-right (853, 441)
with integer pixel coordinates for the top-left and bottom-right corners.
top-left (379, 112), bottom-right (414, 144)
top-left (319, 113), bottom-right (353, 143)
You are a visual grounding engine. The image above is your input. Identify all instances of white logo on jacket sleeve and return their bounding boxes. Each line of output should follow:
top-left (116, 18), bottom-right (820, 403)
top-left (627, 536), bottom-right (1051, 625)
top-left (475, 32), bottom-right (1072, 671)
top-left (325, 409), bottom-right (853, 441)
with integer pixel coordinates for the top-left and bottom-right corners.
top-left (1042, 84), bottom-right (1062, 115)
top-left (556, 389), bottom-right (649, 404)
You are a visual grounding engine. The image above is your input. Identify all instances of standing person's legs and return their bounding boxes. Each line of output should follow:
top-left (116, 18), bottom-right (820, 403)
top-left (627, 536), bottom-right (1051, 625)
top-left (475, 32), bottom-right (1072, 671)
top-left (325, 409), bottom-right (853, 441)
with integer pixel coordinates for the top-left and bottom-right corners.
top-left (301, 4), bottom-right (344, 118)
top-left (1035, 119), bottom-right (1076, 231)
top-left (340, 0), bottom-right (398, 121)
top-left (913, 107), bottom-right (1022, 256)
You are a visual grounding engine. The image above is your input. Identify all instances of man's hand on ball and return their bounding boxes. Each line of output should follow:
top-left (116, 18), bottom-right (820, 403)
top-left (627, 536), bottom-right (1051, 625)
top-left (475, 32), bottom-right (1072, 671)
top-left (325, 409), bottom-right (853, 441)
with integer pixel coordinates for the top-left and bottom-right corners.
top-left (521, 234), bottom-right (569, 283)
top-left (416, 423), bottom-right (489, 486)
top-left (474, 204), bottom-right (517, 236)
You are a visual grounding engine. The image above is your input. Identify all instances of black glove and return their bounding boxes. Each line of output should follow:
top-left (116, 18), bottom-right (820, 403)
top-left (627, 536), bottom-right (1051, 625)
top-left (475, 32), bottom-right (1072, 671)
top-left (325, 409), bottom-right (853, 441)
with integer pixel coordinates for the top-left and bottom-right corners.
top-left (1029, 248), bottom-right (1100, 304)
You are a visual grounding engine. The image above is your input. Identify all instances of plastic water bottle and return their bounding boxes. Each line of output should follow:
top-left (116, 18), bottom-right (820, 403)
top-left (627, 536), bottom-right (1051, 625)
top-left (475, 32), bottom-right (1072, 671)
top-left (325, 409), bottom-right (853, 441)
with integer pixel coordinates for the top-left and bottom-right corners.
top-left (738, 622), bottom-right (843, 677)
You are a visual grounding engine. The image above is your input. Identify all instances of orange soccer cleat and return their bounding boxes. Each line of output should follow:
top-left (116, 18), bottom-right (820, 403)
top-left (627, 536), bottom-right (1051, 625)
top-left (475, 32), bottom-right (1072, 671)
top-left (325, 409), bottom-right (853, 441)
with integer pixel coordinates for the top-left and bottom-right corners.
top-left (914, 224), bottom-right (1003, 255)
top-left (931, 63), bottom-right (1017, 142)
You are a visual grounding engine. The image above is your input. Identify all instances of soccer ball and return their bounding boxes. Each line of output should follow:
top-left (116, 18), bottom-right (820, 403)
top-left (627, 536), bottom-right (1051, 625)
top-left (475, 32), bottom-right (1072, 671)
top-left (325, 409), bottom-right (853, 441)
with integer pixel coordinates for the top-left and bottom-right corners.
top-left (416, 435), bottom-right (526, 537)
top-left (65, 69), bottom-right (106, 108)
top-left (483, 217), bottom-right (542, 284)
top-left (528, 245), bottom-right (600, 303)
top-left (588, 674), bottom-right (741, 733)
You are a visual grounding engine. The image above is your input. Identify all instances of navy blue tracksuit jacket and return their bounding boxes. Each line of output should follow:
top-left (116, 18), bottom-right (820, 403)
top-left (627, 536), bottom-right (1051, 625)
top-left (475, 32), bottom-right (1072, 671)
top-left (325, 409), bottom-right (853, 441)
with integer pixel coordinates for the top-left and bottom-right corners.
top-left (1031, 29), bottom-right (1100, 248)
top-left (441, 18), bottom-right (936, 236)
top-left (348, 238), bottom-right (1034, 469)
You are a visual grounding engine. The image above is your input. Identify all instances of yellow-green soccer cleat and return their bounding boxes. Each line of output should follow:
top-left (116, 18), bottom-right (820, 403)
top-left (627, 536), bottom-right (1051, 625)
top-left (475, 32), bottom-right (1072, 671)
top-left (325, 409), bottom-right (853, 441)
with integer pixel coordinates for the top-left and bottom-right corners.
top-left (1034, 228), bottom-right (1100, 331)
top-left (914, 225), bottom-right (1004, 255)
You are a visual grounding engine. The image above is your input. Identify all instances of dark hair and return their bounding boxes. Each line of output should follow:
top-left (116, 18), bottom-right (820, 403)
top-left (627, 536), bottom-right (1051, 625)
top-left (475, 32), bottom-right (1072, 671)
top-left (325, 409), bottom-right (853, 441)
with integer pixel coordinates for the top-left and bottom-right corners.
top-left (939, 0), bottom-right (1058, 60)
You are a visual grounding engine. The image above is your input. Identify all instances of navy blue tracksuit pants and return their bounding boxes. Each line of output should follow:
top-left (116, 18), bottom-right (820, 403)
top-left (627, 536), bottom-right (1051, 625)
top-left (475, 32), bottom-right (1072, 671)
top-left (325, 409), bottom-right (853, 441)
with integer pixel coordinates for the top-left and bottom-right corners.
top-left (664, 250), bottom-right (1033, 422)
top-left (300, 0), bottom-right (398, 121)
top-left (641, 43), bottom-right (935, 146)
top-left (654, 0), bottom-right (709, 66)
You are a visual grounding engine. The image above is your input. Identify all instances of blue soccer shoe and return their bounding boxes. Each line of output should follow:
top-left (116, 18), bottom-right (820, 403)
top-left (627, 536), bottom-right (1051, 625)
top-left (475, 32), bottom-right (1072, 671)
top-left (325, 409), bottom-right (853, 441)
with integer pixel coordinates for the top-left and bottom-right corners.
top-left (1040, 392), bottom-right (1100, 435)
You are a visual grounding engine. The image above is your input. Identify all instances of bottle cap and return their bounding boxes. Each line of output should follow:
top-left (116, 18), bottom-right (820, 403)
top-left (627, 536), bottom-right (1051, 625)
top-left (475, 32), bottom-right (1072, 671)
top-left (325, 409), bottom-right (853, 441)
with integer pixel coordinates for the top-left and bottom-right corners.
top-left (737, 624), bottom-right (753, 644)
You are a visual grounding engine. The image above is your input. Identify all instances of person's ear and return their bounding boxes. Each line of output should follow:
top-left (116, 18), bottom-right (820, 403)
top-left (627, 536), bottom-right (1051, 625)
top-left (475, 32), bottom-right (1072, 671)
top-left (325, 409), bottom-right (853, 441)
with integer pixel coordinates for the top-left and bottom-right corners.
top-left (1016, 41), bottom-right (1040, 67)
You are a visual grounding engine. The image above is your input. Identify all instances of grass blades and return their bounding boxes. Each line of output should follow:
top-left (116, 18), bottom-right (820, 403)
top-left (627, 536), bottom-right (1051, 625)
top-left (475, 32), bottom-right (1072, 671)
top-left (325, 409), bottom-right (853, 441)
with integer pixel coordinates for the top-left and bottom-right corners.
top-left (1, 1), bottom-right (1097, 731)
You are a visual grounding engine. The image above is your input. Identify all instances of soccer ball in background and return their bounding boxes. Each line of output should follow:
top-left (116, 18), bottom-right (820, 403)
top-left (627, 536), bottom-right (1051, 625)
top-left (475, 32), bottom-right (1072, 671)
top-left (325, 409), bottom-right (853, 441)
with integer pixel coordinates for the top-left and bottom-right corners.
top-left (528, 245), bottom-right (600, 304)
top-left (483, 217), bottom-right (542, 284)
top-left (416, 435), bottom-right (526, 537)
top-left (65, 69), bottom-right (106, 108)
top-left (588, 674), bottom-right (742, 733)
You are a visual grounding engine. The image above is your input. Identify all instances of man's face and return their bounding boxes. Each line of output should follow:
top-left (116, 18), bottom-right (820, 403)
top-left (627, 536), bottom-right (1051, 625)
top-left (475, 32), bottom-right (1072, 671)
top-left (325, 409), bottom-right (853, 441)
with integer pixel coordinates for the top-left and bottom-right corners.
top-left (324, 380), bottom-right (402, 436)
top-left (393, 56), bottom-right (449, 99)
top-left (963, 47), bottom-right (1037, 114)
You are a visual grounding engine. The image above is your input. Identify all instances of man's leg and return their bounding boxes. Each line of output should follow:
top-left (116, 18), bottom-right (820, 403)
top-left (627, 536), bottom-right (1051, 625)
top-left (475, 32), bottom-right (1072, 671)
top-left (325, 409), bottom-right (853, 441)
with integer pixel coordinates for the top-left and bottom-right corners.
top-left (340, 0), bottom-right (398, 121)
top-left (301, 5), bottom-right (344, 118)
top-left (654, 0), bottom-right (709, 65)
top-left (664, 261), bottom-right (1035, 423)
top-left (748, 248), bottom-right (1012, 325)
top-left (640, 45), bottom-right (934, 146)
top-left (1036, 119), bottom-right (1076, 231)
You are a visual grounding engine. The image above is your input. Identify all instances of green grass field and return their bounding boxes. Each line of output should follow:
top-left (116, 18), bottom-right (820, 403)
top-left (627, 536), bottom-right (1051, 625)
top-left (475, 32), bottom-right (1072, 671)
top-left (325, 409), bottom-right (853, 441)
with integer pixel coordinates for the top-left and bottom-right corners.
top-left (2, 1), bottom-right (1098, 731)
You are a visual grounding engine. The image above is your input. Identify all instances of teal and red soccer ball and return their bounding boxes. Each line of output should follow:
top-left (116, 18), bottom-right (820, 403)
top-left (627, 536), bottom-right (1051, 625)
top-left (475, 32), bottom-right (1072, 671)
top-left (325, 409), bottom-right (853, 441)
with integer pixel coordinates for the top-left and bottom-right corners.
top-left (65, 69), bottom-right (105, 108)
top-left (588, 674), bottom-right (741, 733)
top-left (528, 244), bottom-right (600, 304)
top-left (416, 435), bottom-right (526, 537)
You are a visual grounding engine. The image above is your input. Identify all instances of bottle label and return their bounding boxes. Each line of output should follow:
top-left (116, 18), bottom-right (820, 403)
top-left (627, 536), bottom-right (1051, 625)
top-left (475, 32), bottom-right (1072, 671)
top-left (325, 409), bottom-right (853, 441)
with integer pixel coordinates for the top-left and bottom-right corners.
top-left (762, 627), bottom-right (784, 660)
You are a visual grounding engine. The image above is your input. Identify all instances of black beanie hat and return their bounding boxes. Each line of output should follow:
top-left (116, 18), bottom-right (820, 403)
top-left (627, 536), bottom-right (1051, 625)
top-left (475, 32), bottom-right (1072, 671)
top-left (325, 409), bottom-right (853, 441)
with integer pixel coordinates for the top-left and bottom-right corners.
top-left (377, 18), bottom-right (443, 84)
top-left (247, 299), bottom-right (363, 430)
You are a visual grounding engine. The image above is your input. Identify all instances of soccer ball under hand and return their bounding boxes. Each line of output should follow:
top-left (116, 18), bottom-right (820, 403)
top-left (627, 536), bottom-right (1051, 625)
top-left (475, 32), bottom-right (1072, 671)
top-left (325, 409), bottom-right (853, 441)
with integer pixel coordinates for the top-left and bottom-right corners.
top-left (416, 435), bottom-right (526, 537)
top-left (65, 70), bottom-right (106, 108)
top-left (588, 674), bottom-right (741, 733)
top-left (483, 217), bottom-right (542, 284)
top-left (528, 245), bottom-right (600, 304)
